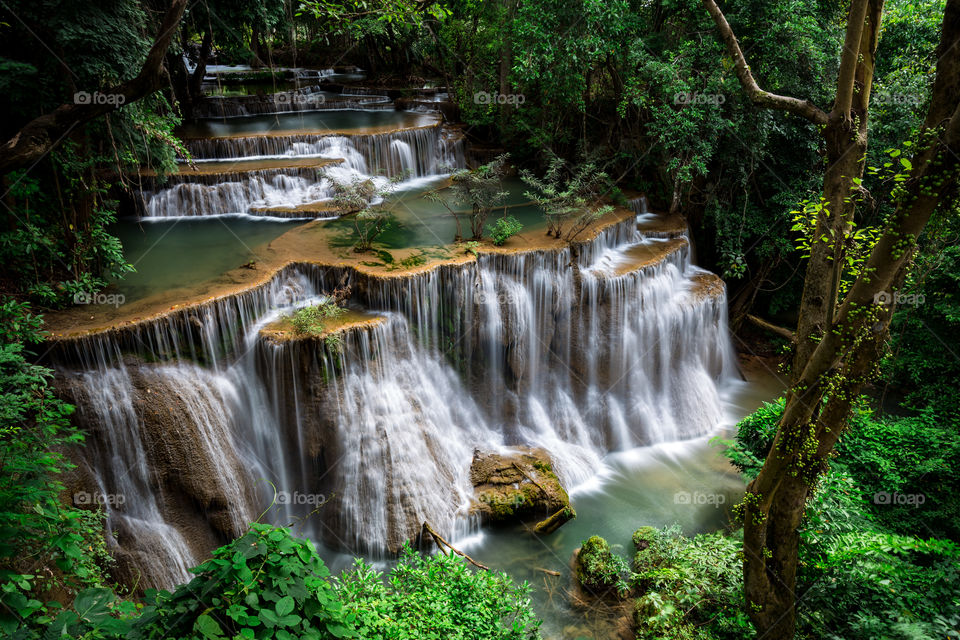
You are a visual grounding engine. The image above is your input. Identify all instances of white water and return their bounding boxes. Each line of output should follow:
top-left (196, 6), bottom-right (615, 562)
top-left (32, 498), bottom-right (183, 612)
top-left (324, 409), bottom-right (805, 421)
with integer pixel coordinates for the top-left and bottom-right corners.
top-left (141, 125), bottom-right (464, 218)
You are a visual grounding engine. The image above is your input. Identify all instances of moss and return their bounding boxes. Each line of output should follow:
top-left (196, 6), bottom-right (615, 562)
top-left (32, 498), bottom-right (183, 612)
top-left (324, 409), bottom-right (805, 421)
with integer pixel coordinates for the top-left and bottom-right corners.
top-left (532, 459), bottom-right (552, 473)
top-left (632, 526), bottom-right (657, 551)
top-left (576, 536), bottom-right (630, 597)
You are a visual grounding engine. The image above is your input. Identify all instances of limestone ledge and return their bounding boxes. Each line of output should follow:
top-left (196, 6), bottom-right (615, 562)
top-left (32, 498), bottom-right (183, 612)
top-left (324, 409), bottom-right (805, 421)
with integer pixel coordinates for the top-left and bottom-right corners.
top-left (43, 205), bottom-right (640, 341)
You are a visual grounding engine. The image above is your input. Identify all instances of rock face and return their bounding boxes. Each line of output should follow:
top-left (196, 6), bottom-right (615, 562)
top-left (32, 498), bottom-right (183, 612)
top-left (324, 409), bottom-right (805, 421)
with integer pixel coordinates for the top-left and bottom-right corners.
top-left (469, 448), bottom-right (574, 531)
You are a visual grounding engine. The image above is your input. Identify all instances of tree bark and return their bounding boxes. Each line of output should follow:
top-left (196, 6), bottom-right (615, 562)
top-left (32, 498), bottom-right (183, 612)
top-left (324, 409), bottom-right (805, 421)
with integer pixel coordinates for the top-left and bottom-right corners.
top-left (189, 29), bottom-right (213, 101)
top-left (0, 0), bottom-right (188, 176)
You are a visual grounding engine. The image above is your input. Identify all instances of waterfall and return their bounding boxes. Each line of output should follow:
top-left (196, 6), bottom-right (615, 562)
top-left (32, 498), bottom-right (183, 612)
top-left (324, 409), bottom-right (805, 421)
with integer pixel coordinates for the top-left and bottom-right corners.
top-left (53, 96), bottom-right (739, 585)
top-left (140, 125), bottom-right (464, 218)
top-left (141, 167), bottom-right (340, 218)
top-left (296, 314), bottom-right (496, 554)
top-left (52, 215), bottom-right (737, 577)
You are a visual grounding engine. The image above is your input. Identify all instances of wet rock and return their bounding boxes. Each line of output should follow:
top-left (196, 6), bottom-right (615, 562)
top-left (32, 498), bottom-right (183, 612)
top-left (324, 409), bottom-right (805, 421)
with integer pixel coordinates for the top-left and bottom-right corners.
top-left (469, 448), bottom-right (574, 530)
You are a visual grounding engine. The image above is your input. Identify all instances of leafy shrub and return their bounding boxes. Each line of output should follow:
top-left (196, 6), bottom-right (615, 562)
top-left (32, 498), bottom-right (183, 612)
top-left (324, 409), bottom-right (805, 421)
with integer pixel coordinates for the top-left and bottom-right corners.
top-left (336, 546), bottom-right (541, 640)
top-left (720, 397), bottom-right (960, 539)
top-left (290, 301), bottom-right (346, 336)
top-left (487, 216), bottom-right (523, 246)
top-left (630, 526), bottom-right (751, 640)
top-left (129, 524), bottom-right (355, 640)
top-left (0, 300), bottom-right (113, 638)
top-left (716, 399), bottom-right (960, 639)
top-left (576, 536), bottom-right (629, 597)
top-left (798, 471), bottom-right (960, 640)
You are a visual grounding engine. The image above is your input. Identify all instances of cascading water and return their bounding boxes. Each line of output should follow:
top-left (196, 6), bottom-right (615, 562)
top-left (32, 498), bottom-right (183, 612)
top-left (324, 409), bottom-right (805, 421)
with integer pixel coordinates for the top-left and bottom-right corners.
top-left (140, 123), bottom-right (464, 218)
top-left (52, 97), bottom-right (740, 588)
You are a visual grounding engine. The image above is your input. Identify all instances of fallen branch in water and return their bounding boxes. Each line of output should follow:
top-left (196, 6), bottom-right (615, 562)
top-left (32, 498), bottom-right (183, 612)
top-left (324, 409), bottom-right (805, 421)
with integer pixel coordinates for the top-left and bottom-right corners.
top-left (422, 521), bottom-right (489, 571)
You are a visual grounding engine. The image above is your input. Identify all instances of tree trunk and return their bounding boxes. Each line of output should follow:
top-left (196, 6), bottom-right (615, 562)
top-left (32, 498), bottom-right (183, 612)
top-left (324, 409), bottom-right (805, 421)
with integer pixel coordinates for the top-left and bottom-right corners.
top-left (188, 29), bottom-right (213, 102)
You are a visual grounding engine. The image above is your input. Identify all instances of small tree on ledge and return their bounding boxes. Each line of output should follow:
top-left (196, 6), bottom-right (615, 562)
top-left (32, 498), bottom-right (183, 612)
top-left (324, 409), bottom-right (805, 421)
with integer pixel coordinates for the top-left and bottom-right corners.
top-left (425, 154), bottom-right (510, 242)
top-left (521, 155), bottom-right (613, 241)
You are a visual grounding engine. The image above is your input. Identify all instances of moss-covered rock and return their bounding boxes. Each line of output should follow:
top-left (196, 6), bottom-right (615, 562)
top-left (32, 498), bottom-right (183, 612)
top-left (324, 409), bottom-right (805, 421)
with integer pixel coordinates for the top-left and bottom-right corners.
top-left (575, 535), bottom-right (630, 597)
top-left (469, 448), bottom-right (573, 531)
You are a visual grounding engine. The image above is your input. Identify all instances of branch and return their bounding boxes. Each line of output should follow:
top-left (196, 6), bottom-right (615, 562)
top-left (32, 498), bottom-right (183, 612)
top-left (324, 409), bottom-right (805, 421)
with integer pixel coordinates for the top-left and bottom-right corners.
top-left (745, 314), bottom-right (795, 343)
top-left (832, 0), bottom-right (872, 118)
top-left (701, 0), bottom-right (829, 125)
top-left (421, 522), bottom-right (489, 570)
top-left (0, 0), bottom-right (188, 175)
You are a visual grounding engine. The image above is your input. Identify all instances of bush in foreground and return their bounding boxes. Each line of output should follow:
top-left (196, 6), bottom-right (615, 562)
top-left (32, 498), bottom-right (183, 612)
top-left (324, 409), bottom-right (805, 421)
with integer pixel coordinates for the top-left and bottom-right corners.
top-left (4, 524), bottom-right (541, 640)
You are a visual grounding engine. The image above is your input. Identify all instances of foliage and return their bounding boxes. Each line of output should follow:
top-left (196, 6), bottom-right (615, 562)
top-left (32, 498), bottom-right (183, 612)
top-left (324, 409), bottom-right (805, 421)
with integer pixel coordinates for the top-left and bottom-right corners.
top-left (330, 175), bottom-right (400, 253)
top-left (336, 545), bottom-right (541, 639)
top-left (716, 396), bottom-right (960, 637)
top-left (0, 300), bottom-right (112, 637)
top-left (126, 524), bottom-right (355, 640)
top-left (425, 155), bottom-right (510, 241)
top-left (4, 524), bottom-right (543, 640)
top-left (487, 216), bottom-right (524, 246)
top-left (289, 301), bottom-right (346, 336)
top-left (721, 397), bottom-right (960, 540)
top-left (520, 155), bottom-right (613, 240)
top-left (631, 526), bottom-right (751, 640)
top-left (575, 536), bottom-right (629, 597)
top-left (882, 213), bottom-right (960, 421)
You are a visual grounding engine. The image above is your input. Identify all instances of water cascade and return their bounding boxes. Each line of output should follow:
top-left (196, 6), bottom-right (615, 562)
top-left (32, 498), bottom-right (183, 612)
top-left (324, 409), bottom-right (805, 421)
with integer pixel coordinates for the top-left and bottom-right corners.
top-left (140, 121), bottom-right (464, 218)
top-left (51, 98), bottom-right (739, 587)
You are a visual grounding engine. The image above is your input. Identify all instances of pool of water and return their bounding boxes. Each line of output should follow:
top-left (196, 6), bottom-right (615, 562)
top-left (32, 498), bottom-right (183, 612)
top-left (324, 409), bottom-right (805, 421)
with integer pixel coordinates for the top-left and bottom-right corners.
top-left (110, 178), bottom-right (538, 302)
top-left (110, 217), bottom-right (304, 302)
top-left (180, 110), bottom-right (435, 138)
top-left (320, 177), bottom-right (543, 250)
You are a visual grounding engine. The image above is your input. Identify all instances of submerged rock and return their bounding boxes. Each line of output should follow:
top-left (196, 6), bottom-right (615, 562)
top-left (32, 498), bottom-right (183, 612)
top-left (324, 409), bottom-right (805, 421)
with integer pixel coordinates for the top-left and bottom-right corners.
top-left (469, 448), bottom-right (574, 531)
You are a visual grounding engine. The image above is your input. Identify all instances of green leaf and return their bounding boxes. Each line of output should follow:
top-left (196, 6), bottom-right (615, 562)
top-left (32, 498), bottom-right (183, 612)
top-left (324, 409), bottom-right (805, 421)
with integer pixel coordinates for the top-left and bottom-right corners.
top-left (275, 595), bottom-right (295, 617)
top-left (194, 613), bottom-right (225, 639)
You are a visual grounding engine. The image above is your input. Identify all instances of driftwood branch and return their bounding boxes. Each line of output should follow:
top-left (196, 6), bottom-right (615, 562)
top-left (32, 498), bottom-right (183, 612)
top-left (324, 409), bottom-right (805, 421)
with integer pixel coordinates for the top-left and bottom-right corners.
top-left (745, 314), bottom-right (796, 343)
top-left (422, 521), bottom-right (489, 571)
top-left (0, 0), bottom-right (188, 175)
top-left (700, 0), bottom-right (829, 125)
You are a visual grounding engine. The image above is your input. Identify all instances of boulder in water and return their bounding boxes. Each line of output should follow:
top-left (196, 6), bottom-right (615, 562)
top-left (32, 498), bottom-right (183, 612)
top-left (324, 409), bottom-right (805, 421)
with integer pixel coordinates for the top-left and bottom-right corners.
top-left (469, 448), bottom-right (574, 531)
